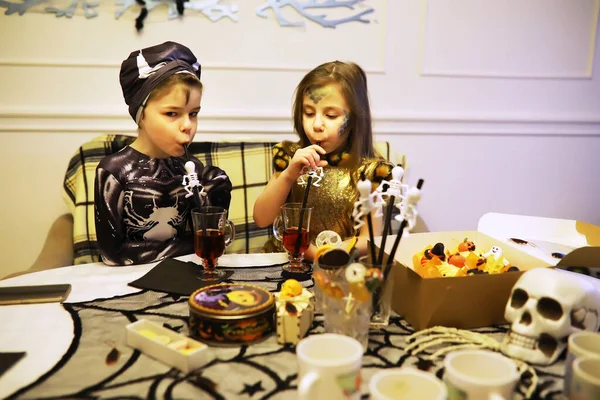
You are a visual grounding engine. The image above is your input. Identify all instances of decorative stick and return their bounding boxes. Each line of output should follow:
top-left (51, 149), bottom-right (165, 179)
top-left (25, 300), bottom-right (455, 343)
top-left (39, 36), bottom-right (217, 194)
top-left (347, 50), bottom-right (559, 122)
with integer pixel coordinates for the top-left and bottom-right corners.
top-left (377, 195), bottom-right (395, 266)
top-left (294, 175), bottom-right (312, 259)
top-left (182, 144), bottom-right (204, 211)
top-left (356, 172), bottom-right (377, 264)
top-left (384, 179), bottom-right (425, 274)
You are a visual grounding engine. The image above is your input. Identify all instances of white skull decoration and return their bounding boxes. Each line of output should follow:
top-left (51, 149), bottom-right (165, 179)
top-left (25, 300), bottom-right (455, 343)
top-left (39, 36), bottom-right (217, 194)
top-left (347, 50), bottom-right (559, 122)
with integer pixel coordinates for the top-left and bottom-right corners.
top-left (315, 230), bottom-right (343, 248)
top-left (501, 268), bottom-right (600, 365)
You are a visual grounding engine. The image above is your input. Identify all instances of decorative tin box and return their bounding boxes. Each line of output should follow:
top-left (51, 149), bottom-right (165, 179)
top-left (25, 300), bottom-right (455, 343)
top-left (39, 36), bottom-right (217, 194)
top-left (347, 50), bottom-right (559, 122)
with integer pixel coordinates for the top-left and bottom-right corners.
top-left (275, 288), bottom-right (315, 344)
top-left (188, 283), bottom-right (275, 344)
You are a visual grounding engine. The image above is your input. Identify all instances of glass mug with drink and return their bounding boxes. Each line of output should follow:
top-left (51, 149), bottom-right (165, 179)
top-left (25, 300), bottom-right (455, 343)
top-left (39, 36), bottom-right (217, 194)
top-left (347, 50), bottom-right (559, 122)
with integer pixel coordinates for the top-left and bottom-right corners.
top-left (273, 203), bottom-right (313, 273)
top-left (191, 207), bottom-right (235, 281)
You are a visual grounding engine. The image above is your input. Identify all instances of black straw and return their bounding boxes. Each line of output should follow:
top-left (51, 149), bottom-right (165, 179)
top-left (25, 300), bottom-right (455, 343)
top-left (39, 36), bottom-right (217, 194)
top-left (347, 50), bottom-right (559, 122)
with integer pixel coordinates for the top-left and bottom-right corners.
top-left (371, 218), bottom-right (408, 319)
top-left (383, 219), bottom-right (408, 278)
top-left (293, 175), bottom-right (312, 259)
top-left (384, 178), bottom-right (424, 273)
top-left (377, 195), bottom-right (395, 265)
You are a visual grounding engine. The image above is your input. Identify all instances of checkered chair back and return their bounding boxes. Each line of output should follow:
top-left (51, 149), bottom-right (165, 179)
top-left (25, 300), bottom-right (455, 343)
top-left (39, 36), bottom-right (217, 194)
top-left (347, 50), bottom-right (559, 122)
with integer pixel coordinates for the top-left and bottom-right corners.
top-left (63, 134), bottom-right (277, 264)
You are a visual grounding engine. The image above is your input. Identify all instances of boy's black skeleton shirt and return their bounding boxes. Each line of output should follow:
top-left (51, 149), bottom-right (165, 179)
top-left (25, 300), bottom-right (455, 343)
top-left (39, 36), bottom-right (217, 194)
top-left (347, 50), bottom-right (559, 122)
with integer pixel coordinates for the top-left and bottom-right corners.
top-left (94, 146), bottom-right (232, 266)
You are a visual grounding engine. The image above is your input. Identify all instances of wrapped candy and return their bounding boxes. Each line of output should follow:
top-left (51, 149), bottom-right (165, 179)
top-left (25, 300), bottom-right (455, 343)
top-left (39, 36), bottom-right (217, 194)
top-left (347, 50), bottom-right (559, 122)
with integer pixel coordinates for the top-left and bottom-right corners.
top-left (313, 270), bottom-right (345, 299)
top-left (345, 263), bottom-right (370, 303)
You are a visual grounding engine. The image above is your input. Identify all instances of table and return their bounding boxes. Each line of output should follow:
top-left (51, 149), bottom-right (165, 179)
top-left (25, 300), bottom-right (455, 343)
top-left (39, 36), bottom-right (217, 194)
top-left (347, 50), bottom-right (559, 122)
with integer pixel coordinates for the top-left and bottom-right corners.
top-left (0, 254), bottom-right (567, 399)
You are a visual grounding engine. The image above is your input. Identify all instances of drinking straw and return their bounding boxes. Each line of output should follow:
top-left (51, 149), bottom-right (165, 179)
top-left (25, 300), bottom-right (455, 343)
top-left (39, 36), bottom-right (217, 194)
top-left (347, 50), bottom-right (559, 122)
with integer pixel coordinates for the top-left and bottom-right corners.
top-left (372, 179), bottom-right (424, 317)
top-left (293, 175), bottom-right (312, 259)
top-left (359, 172), bottom-right (377, 264)
top-left (383, 178), bottom-right (425, 277)
top-left (382, 219), bottom-right (408, 279)
top-left (371, 218), bottom-right (408, 318)
top-left (377, 194), bottom-right (395, 266)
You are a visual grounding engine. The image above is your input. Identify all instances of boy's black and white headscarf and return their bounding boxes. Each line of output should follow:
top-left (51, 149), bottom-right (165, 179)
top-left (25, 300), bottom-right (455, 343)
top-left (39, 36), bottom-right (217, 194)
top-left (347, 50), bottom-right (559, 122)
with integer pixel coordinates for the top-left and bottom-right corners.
top-left (119, 41), bottom-right (201, 124)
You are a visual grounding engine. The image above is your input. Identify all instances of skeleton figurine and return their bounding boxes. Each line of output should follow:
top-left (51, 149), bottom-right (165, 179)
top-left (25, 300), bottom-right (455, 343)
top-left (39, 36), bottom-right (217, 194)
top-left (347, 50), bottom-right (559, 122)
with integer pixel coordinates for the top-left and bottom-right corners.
top-left (352, 175), bottom-right (384, 231)
top-left (182, 161), bottom-right (206, 200)
top-left (298, 166), bottom-right (324, 187)
top-left (376, 164), bottom-right (408, 205)
top-left (395, 185), bottom-right (421, 233)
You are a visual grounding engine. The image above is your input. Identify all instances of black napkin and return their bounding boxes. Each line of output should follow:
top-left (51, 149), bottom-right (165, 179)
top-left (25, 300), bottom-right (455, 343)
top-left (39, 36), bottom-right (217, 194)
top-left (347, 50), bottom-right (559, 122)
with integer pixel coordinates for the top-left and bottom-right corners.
top-left (129, 258), bottom-right (234, 296)
top-left (0, 352), bottom-right (25, 378)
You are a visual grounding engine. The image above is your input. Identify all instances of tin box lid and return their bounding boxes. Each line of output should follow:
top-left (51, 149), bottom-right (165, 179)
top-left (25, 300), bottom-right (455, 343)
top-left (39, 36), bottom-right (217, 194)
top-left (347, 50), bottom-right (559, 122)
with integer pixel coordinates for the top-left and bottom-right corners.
top-left (189, 283), bottom-right (274, 316)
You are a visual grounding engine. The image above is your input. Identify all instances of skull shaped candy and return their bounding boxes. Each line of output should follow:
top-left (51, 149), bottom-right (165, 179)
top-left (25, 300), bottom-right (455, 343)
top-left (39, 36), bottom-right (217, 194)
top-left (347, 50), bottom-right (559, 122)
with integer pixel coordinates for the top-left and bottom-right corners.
top-left (501, 268), bottom-right (600, 365)
top-left (316, 230), bottom-right (343, 248)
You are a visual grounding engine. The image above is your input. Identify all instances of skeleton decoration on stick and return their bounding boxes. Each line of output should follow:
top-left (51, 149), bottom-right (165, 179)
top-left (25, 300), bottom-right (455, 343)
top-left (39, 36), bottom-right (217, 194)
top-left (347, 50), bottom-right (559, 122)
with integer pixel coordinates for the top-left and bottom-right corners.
top-left (352, 172), bottom-right (384, 263)
top-left (352, 174), bottom-right (384, 232)
top-left (395, 183), bottom-right (422, 234)
top-left (376, 164), bottom-right (408, 204)
top-left (182, 147), bottom-right (205, 210)
top-left (298, 166), bottom-right (324, 187)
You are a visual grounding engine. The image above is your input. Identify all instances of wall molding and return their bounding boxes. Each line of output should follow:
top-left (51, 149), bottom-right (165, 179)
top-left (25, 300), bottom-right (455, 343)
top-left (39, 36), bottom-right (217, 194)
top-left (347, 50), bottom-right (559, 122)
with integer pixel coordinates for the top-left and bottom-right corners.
top-left (0, 59), bottom-right (386, 74)
top-left (1, 108), bottom-right (599, 136)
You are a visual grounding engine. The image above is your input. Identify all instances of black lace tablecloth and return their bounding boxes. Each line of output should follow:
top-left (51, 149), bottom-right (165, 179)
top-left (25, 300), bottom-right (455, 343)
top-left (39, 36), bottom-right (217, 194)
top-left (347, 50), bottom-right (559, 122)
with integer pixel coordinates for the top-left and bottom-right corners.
top-left (7, 265), bottom-right (566, 400)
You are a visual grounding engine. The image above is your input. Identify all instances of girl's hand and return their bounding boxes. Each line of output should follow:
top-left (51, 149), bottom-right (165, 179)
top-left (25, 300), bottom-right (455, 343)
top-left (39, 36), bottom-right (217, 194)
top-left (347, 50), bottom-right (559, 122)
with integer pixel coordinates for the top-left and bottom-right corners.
top-left (285, 144), bottom-right (328, 179)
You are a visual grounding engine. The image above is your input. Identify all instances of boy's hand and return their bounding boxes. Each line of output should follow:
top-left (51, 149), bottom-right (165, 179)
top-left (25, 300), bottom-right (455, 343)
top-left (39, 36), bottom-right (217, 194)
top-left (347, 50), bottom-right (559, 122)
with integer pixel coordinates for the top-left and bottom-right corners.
top-left (284, 144), bottom-right (328, 179)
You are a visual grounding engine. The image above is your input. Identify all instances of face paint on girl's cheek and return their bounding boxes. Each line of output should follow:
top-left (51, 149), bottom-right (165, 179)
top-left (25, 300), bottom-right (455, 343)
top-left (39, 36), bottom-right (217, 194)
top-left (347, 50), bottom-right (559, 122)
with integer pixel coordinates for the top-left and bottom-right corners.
top-left (338, 110), bottom-right (350, 137)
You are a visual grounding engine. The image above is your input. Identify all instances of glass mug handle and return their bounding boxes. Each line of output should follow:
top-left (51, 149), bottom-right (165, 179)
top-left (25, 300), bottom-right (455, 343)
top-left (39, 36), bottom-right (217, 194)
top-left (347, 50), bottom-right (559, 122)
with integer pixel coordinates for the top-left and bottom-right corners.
top-left (273, 215), bottom-right (283, 242)
top-left (224, 220), bottom-right (235, 247)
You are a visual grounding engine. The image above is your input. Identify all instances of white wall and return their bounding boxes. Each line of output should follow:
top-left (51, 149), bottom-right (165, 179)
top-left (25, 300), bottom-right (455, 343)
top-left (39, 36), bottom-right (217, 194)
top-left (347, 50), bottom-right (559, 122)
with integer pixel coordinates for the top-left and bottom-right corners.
top-left (1, 0), bottom-right (599, 277)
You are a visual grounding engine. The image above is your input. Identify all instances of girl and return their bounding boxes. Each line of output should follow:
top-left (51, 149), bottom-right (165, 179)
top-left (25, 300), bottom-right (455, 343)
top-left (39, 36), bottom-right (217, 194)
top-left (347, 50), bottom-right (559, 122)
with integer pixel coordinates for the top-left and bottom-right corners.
top-left (254, 61), bottom-right (393, 262)
top-left (95, 42), bottom-right (232, 266)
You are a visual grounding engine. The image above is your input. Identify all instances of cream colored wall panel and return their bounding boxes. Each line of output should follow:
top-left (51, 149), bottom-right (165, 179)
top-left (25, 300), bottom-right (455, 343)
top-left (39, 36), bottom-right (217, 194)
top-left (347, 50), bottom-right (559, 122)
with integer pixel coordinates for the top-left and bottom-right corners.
top-left (422, 0), bottom-right (599, 78)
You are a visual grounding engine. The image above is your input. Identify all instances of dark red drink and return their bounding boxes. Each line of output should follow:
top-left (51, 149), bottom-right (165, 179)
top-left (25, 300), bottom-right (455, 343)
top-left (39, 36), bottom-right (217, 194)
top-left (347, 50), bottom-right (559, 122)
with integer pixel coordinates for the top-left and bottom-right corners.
top-left (195, 229), bottom-right (225, 267)
top-left (282, 227), bottom-right (309, 255)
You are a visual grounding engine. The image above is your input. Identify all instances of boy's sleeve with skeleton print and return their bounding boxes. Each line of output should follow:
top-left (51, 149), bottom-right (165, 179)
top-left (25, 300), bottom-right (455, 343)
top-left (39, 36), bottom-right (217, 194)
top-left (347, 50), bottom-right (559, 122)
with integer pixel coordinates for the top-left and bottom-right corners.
top-left (200, 164), bottom-right (233, 211)
top-left (94, 167), bottom-right (193, 266)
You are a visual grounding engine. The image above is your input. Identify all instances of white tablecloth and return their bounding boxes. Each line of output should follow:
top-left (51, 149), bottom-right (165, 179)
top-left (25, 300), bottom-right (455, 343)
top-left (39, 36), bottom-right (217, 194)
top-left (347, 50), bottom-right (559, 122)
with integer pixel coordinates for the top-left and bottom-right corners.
top-left (0, 252), bottom-right (288, 398)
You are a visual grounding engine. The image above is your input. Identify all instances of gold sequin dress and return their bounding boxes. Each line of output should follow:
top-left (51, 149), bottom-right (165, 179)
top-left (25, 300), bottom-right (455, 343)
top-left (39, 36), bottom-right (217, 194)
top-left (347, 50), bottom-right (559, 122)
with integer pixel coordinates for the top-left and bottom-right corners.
top-left (262, 141), bottom-right (394, 253)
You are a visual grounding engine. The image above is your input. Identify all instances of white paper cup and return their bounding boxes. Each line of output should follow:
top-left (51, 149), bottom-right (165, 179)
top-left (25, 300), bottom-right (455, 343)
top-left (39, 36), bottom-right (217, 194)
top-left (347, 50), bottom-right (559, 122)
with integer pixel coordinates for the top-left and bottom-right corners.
top-left (297, 333), bottom-right (363, 400)
top-left (569, 356), bottom-right (600, 399)
top-left (444, 349), bottom-right (519, 400)
top-left (369, 368), bottom-right (447, 400)
top-left (565, 331), bottom-right (600, 397)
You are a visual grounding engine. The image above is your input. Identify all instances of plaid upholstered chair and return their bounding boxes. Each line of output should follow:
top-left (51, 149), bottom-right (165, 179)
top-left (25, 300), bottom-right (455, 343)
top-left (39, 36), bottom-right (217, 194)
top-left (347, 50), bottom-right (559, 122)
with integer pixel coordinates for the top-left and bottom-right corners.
top-left (21, 134), bottom-right (405, 272)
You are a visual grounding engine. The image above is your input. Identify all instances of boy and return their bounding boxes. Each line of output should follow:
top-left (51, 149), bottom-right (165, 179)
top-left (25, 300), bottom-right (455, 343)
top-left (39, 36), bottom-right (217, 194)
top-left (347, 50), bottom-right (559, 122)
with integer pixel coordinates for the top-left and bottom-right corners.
top-left (94, 41), bottom-right (232, 266)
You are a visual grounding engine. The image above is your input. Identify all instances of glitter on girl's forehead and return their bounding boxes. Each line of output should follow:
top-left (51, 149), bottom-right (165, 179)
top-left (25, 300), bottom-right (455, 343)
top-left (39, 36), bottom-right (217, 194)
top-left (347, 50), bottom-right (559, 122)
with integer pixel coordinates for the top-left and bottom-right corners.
top-left (306, 86), bottom-right (333, 104)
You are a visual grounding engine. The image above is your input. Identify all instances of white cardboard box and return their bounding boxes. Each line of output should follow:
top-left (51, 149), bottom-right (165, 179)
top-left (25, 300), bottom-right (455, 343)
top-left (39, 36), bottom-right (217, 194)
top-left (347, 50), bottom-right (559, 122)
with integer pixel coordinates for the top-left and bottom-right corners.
top-left (378, 212), bottom-right (600, 330)
top-left (126, 319), bottom-right (214, 373)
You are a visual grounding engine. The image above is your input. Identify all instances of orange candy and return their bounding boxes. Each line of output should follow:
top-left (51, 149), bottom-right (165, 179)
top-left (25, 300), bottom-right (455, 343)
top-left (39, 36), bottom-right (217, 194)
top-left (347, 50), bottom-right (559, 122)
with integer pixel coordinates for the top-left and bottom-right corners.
top-left (349, 282), bottom-right (371, 302)
top-left (313, 270), bottom-right (345, 299)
